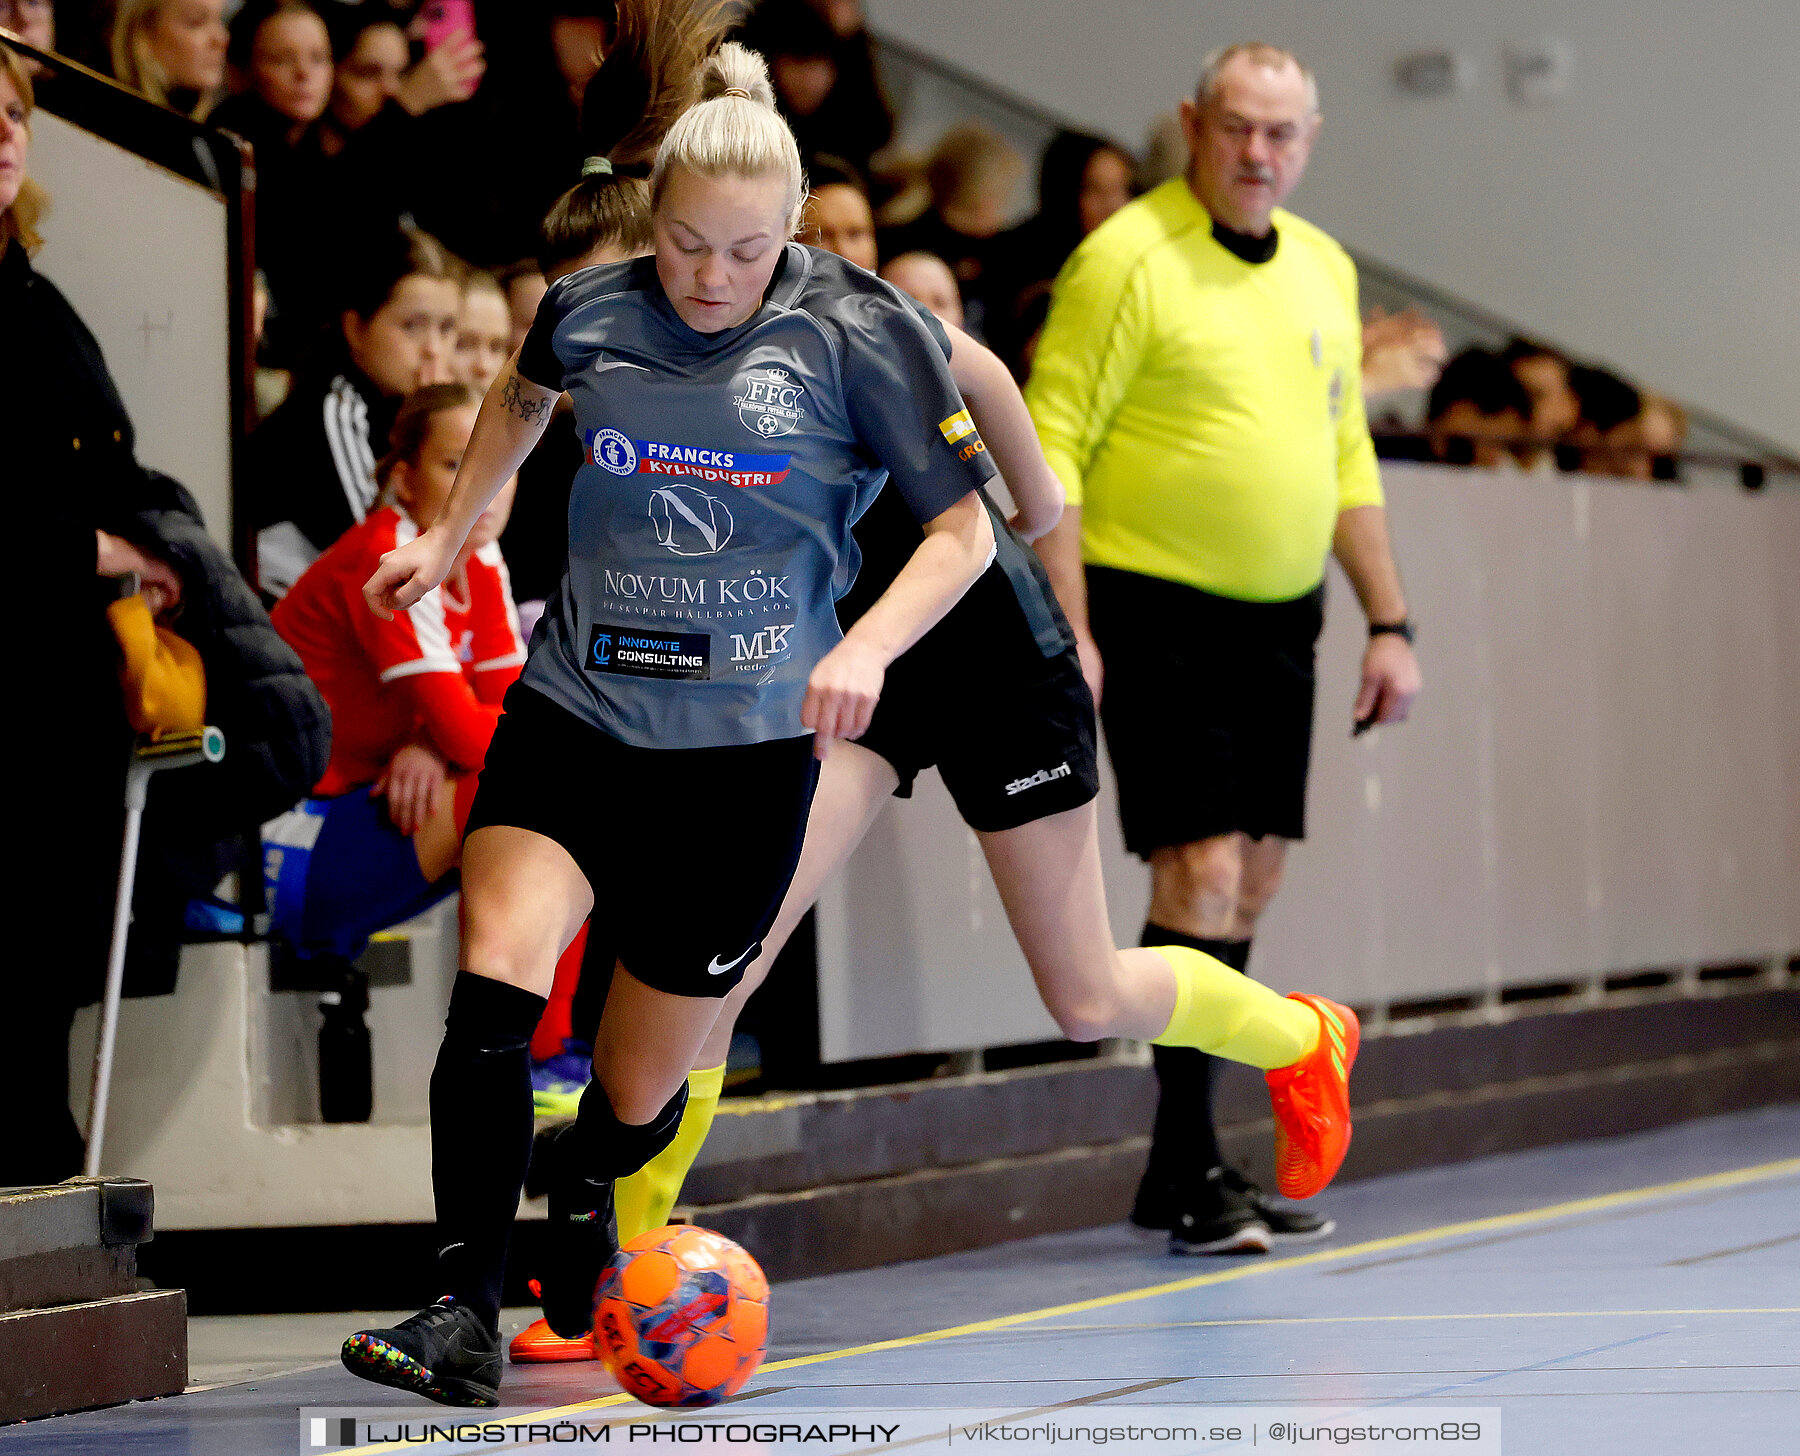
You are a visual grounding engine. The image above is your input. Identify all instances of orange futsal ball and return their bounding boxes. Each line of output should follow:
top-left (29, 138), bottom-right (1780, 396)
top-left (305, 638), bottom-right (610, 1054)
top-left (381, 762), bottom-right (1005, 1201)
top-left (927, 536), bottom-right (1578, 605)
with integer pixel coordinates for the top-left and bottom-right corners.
top-left (593, 1224), bottom-right (770, 1407)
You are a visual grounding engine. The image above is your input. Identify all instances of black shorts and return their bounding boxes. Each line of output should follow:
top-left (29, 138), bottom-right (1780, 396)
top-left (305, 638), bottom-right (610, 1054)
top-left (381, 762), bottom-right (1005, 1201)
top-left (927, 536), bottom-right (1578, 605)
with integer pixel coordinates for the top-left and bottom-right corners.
top-left (856, 568), bottom-right (1100, 834)
top-left (464, 686), bottom-right (818, 997)
top-left (1086, 566), bottom-right (1324, 855)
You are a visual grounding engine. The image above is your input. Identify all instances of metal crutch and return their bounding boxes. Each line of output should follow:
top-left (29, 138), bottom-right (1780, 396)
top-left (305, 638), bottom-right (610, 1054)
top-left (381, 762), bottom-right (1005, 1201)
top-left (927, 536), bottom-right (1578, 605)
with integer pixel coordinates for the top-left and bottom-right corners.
top-left (85, 725), bottom-right (227, 1177)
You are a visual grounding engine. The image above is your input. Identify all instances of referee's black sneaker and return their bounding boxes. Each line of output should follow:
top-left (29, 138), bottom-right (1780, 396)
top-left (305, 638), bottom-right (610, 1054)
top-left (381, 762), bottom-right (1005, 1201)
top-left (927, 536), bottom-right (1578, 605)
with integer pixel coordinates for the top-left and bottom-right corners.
top-left (538, 1122), bottom-right (619, 1339)
top-left (1220, 1165), bottom-right (1336, 1241)
top-left (341, 1298), bottom-right (502, 1407)
top-left (1168, 1166), bottom-right (1272, 1255)
top-left (1136, 1164), bottom-right (1335, 1245)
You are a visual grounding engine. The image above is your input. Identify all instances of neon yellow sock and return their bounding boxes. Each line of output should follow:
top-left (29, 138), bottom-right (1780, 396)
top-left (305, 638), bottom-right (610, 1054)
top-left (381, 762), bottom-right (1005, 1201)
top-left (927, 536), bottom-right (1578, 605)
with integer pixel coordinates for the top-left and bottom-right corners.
top-left (615, 1064), bottom-right (726, 1242)
top-left (1148, 946), bottom-right (1319, 1069)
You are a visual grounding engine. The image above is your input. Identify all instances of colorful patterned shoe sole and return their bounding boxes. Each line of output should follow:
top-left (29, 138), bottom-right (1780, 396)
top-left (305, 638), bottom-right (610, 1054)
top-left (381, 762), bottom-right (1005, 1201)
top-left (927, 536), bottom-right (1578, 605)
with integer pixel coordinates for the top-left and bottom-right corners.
top-left (340, 1333), bottom-right (499, 1408)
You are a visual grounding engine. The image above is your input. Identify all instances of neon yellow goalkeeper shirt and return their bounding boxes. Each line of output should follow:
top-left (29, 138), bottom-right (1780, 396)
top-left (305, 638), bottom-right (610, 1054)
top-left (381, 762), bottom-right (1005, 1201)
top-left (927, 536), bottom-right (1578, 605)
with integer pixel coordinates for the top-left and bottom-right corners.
top-left (1025, 178), bottom-right (1384, 603)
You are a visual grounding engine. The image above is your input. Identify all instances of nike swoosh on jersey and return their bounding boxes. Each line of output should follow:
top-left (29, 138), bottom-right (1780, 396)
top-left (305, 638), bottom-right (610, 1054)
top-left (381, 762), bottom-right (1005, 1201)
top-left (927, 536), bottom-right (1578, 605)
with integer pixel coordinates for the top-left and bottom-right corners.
top-left (707, 945), bottom-right (757, 976)
top-left (592, 358), bottom-right (651, 373)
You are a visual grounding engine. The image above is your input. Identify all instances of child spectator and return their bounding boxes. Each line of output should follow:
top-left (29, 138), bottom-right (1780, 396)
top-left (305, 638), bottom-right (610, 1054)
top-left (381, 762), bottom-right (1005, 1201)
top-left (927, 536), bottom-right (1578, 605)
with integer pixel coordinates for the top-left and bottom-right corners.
top-left (1424, 348), bottom-right (1533, 469)
top-left (265, 384), bottom-right (523, 968)
top-left (454, 269), bottom-right (512, 394)
top-left (108, 0), bottom-right (228, 119)
top-left (248, 223), bottom-right (462, 598)
top-left (211, 1), bottom-right (336, 359)
top-left (881, 250), bottom-right (962, 329)
top-left (798, 156), bottom-right (877, 271)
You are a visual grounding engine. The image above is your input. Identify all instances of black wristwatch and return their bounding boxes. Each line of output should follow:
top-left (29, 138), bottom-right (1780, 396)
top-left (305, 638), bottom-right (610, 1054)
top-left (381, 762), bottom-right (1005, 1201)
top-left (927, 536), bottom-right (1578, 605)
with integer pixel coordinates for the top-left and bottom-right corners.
top-left (1368, 619), bottom-right (1416, 643)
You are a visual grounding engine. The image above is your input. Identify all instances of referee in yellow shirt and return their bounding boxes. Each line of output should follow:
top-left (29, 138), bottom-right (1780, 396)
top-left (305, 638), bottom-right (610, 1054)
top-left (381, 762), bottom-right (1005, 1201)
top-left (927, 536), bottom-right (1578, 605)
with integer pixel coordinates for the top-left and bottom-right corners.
top-left (1026, 43), bottom-right (1421, 1256)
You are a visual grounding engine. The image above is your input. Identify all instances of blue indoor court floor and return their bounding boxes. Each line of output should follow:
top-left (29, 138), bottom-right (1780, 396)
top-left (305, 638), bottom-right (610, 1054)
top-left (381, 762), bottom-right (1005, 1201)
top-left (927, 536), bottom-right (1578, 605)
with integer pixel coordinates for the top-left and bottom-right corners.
top-left (5, 1104), bottom-right (1797, 1455)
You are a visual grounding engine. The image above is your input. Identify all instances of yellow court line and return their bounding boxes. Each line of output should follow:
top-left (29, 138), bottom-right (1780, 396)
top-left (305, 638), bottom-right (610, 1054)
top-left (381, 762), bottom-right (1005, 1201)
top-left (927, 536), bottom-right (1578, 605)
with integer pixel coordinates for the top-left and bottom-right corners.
top-left (1009, 1307), bottom-right (1800, 1333)
top-left (328, 1153), bottom-right (1800, 1454)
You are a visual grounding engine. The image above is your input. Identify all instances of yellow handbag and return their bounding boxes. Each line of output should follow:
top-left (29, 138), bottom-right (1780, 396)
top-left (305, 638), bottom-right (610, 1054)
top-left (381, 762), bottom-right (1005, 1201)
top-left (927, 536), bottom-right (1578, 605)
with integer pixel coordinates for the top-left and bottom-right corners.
top-left (107, 591), bottom-right (206, 739)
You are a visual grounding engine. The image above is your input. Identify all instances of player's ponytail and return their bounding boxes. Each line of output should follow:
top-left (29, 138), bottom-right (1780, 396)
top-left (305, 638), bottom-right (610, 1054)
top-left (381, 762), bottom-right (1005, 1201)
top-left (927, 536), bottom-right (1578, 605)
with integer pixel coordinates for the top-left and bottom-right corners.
top-left (651, 42), bottom-right (807, 233)
top-left (540, 0), bottom-right (737, 275)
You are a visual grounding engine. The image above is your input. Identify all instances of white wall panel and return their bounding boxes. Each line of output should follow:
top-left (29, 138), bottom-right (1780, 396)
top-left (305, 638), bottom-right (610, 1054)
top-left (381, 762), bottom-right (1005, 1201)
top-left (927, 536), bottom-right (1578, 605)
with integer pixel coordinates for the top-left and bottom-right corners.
top-left (818, 466), bottom-right (1800, 1060)
top-left (29, 112), bottom-right (235, 547)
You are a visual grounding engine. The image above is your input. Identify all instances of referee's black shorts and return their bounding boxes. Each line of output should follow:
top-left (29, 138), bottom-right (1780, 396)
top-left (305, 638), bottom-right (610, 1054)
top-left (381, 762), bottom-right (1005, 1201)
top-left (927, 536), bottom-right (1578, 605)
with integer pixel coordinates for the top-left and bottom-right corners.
top-left (464, 685), bottom-right (818, 998)
top-left (856, 567), bottom-right (1100, 834)
top-left (1086, 566), bottom-right (1325, 856)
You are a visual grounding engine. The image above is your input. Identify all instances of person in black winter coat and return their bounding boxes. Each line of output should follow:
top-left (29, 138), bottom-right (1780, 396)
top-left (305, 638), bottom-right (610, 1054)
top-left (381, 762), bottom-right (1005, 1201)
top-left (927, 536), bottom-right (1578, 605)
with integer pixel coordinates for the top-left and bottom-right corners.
top-left (4, 44), bottom-right (330, 1182)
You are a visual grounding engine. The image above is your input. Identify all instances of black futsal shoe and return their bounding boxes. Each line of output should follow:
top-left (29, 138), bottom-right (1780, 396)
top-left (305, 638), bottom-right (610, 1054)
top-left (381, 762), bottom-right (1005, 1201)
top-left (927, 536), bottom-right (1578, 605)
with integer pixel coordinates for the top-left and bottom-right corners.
top-left (539, 1123), bottom-right (620, 1339)
top-left (1220, 1165), bottom-right (1336, 1241)
top-left (341, 1298), bottom-right (502, 1407)
top-left (1168, 1166), bottom-right (1273, 1256)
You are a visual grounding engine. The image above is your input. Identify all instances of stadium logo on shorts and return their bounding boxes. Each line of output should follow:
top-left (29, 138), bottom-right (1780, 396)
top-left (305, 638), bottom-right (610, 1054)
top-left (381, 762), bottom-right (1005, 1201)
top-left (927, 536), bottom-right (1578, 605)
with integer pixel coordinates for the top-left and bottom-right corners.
top-left (590, 428), bottom-right (638, 475)
top-left (735, 366), bottom-right (806, 438)
top-left (1004, 761), bottom-right (1073, 796)
top-left (649, 484), bottom-right (735, 556)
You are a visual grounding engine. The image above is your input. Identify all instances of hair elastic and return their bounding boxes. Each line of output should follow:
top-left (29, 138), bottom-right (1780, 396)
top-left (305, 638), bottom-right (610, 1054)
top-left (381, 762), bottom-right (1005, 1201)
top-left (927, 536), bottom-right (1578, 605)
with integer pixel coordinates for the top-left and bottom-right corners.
top-left (722, 87), bottom-right (751, 99)
top-left (581, 156), bottom-right (614, 176)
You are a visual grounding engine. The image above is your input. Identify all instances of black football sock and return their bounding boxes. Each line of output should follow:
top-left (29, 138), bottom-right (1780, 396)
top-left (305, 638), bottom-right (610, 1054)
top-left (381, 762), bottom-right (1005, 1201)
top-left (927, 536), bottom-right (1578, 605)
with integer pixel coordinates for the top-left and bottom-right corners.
top-left (429, 971), bottom-right (549, 1333)
top-left (1137, 924), bottom-right (1252, 1212)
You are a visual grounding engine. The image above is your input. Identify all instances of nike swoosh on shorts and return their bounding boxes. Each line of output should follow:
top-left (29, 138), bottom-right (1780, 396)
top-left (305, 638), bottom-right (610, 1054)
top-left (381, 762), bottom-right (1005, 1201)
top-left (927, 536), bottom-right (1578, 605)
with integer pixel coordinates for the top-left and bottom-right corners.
top-left (707, 946), bottom-right (756, 976)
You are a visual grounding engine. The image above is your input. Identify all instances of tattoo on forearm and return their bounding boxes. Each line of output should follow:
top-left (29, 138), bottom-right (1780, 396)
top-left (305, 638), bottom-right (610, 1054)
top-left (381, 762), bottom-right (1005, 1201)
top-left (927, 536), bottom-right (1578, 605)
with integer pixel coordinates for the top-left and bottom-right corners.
top-left (501, 372), bottom-right (552, 425)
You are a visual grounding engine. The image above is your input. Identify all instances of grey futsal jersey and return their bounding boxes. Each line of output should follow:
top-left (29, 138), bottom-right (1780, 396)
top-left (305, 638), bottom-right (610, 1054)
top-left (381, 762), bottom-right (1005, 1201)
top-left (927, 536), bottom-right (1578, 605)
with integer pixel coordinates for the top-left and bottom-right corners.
top-left (514, 245), bottom-right (997, 749)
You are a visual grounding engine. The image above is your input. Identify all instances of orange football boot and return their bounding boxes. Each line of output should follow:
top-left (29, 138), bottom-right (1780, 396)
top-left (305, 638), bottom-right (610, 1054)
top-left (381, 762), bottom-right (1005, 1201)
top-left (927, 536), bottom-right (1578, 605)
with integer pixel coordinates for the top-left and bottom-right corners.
top-left (1263, 993), bottom-right (1359, 1200)
top-left (509, 1282), bottom-right (598, 1363)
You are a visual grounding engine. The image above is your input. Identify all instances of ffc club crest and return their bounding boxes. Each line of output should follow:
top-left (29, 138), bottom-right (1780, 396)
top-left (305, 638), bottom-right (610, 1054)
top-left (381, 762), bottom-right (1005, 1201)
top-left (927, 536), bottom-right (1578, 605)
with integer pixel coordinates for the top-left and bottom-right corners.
top-left (734, 367), bottom-right (806, 438)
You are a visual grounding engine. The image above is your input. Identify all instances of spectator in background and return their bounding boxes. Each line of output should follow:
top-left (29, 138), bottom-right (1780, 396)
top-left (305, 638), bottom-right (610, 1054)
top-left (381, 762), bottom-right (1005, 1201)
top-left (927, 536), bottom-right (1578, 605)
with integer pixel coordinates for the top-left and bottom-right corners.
top-left (1138, 110), bottom-right (1186, 189)
top-left (248, 223), bottom-right (462, 599)
top-left (109, 0), bottom-right (228, 119)
top-left (1360, 306), bottom-right (1447, 403)
top-left (6, 41), bottom-right (328, 1181)
top-left (881, 120), bottom-right (1024, 331)
top-left (798, 156), bottom-right (877, 270)
top-left (265, 383), bottom-right (523, 973)
top-left (881, 250), bottom-right (962, 329)
top-left (1590, 392), bottom-right (1688, 481)
top-left (1, 0), bottom-right (57, 76)
top-left (211, 1), bottom-right (336, 359)
top-left (1423, 348), bottom-right (1533, 469)
top-left (455, 268), bottom-right (512, 393)
top-left (739, 0), bottom-right (891, 175)
top-left (315, 10), bottom-right (486, 286)
top-left (1500, 339), bottom-right (1578, 473)
top-left (491, 259), bottom-right (544, 356)
top-left (984, 129), bottom-right (1137, 378)
top-left (1564, 364), bottom-right (1641, 473)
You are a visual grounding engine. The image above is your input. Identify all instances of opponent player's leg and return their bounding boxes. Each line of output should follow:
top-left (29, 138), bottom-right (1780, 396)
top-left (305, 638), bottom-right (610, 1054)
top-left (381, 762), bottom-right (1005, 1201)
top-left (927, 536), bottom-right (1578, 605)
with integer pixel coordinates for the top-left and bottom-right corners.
top-left (981, 808), bottom-right (1354, 1210)
top-left (342, 823), bottom-right (593, 1406)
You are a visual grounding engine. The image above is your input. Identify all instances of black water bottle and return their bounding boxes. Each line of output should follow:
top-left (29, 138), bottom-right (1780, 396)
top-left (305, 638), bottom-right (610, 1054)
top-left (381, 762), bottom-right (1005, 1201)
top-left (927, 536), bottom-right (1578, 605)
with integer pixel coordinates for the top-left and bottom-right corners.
top-left (318, 959), bottom-right (373, 1123)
